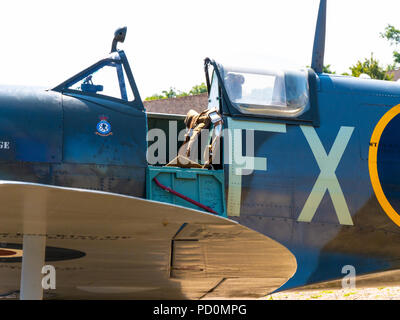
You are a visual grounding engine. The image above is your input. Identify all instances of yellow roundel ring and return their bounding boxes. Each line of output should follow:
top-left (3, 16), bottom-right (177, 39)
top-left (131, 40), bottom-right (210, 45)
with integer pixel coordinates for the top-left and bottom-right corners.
top-left (369, 104), bottom-right (400, 227)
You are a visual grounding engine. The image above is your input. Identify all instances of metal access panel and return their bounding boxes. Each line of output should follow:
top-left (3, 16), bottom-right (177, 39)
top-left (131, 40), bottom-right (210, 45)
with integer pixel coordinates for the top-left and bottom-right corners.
top-left (146, 166), bottom-right (226, 217)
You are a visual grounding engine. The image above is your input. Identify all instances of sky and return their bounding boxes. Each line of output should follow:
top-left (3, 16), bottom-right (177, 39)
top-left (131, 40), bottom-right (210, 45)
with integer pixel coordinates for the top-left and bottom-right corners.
top-left (0, 0), bottom-right (399, 98)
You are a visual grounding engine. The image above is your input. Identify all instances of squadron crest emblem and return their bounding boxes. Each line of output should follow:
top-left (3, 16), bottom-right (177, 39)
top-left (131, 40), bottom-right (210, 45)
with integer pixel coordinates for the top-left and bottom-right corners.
top-left (96, 115), bottom-right (113, 136)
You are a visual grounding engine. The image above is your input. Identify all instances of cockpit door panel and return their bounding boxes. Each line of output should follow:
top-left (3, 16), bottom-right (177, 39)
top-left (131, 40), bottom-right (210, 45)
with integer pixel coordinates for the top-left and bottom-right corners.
top-left (61, 94), bottom-right (147, 168)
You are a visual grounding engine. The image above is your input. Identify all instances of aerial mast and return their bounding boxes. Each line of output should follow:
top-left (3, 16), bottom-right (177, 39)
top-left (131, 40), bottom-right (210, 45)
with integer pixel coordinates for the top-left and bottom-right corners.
top-left (311, 0), bottom-right (327, 73)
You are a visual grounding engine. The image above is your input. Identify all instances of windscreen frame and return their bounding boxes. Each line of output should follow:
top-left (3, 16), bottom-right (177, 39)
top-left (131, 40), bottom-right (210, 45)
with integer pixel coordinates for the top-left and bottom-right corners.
top-left (204, 58), bottom-right (320, 126)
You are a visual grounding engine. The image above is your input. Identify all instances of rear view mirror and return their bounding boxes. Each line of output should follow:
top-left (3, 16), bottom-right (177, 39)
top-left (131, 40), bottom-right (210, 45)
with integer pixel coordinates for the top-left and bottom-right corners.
top-left (111, 26), bottom-right (127, 53)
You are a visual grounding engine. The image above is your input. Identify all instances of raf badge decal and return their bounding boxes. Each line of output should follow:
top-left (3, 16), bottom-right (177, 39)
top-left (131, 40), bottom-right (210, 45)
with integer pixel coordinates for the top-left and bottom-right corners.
top-left (96, 116), bottom-right (113, 136)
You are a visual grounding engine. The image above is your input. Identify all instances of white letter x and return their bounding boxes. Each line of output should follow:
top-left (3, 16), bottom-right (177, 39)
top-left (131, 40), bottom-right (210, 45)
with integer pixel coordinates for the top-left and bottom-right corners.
top-left (298, 126), bottom-right (354, 225)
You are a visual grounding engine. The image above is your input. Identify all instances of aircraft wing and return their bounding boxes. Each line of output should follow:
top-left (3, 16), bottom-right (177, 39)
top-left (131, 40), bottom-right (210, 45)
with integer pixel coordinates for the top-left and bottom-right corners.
top-left (0, 181), bottom-right (296, 299)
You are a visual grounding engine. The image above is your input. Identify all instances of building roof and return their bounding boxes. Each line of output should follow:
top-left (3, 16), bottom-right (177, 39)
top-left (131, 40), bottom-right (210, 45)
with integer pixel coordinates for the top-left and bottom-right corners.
top-left (143, 93), bottom-right (208, 115)
top-left (387, 69), bottom-right (400, 81)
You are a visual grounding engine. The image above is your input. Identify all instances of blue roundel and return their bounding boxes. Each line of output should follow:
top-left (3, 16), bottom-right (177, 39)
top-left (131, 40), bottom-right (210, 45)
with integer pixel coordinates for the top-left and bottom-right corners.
top-left (96, 120), bottom-right (111, 135)
top-left (377, 113), bottom-right (400, 214)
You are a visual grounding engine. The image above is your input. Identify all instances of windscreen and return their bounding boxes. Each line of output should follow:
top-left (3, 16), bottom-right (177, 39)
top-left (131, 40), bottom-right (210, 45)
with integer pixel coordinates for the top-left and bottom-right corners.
top-left (221, 66), bottom-right (309, 117)
top-left (67, 53), bottom-right (134, 102)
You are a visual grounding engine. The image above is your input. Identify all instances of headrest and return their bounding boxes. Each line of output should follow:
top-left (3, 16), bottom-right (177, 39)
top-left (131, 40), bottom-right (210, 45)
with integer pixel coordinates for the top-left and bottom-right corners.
top-left (184, 109), bottom-right (199, 128)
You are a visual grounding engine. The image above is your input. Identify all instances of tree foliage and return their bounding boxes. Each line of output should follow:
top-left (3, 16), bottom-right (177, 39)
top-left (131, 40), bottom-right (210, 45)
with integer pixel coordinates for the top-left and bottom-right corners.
top-left (322, 64), bottom-right (336, 74)
top-left (381, 24), bottom-right (400, 65)
top-left (189, 83), bottom-right (208, 95)
top-left (306, 64), bottom-right (336, 74)
top-left (348, 53), bottom-right (393, 80)
top-left (145, 83), bottom-right (207, 101)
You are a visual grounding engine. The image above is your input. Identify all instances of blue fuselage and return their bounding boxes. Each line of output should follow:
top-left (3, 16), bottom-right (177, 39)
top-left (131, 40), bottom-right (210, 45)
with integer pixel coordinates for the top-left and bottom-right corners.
top-left (1, 72), bottom-right (400, 291)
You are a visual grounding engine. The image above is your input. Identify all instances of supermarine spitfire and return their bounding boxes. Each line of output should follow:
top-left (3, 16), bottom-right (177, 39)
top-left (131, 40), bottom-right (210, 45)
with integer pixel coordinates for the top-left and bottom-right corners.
top-left (1, 0), bottom-right (400, 300)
